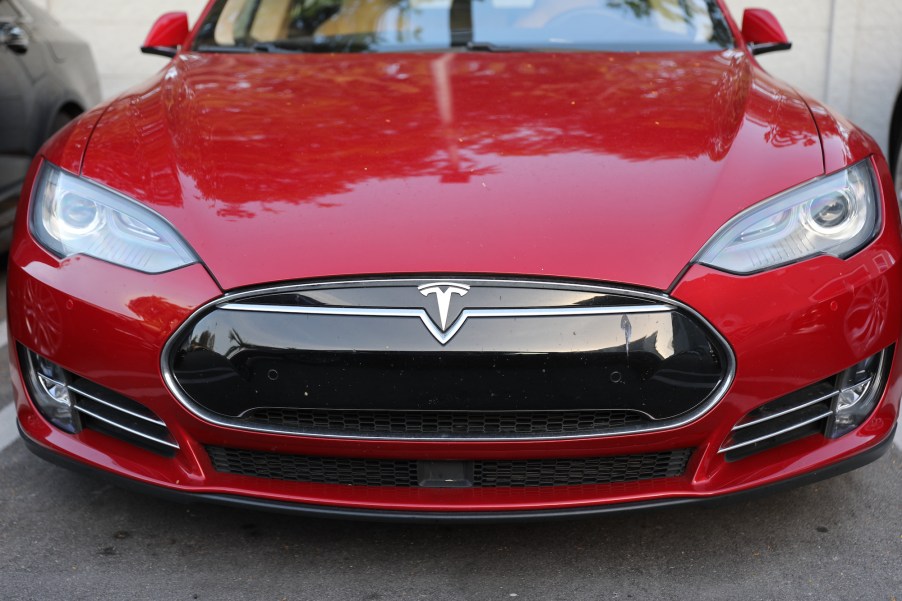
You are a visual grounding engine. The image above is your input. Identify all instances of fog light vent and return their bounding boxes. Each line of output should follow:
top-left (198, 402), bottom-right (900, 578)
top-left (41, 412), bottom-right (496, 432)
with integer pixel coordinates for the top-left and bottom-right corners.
top-left (827, 351), bottom-right (888, 438)
top-left (720, 347), bottom-right (891, 461)
top-left (21, 347), bottom-right (80, 433)
top-left (19, 346), bottom-right (179, 456)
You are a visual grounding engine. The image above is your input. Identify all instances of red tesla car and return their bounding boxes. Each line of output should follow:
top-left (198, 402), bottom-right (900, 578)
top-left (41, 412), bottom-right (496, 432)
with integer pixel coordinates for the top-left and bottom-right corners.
top-left (7, 0), bottom-right (900, 521)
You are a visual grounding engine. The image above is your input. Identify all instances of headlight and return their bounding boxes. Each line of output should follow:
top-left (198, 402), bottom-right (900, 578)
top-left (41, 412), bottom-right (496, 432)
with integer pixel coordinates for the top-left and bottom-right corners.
top-left (697, 160), bottom-right (881, 274)
top-left (29, 163), bottom-right (198, 273)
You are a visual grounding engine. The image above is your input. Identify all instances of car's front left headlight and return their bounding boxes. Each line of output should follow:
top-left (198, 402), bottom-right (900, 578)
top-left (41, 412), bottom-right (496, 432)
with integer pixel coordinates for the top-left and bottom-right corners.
top-left (29, 162), bottom-right (198, 273)
top-left (697, 159), bottom-right (881, 274)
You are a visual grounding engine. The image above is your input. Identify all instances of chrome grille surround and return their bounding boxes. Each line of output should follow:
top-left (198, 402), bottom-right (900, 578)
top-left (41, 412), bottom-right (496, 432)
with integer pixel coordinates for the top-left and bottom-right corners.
top-left (161, 277), bottom-right (736, 441)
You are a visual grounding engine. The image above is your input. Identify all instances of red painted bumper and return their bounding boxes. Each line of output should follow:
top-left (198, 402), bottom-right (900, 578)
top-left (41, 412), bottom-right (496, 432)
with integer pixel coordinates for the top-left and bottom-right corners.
top-left (9, 221), bottom-right (901, 515)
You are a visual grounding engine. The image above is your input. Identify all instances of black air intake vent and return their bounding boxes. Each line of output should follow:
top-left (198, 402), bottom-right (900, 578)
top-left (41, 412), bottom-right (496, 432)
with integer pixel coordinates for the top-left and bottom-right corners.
top-left (206, 447), bottom-right (693, 488)
top-left (70, 379), bottom-right (179, 457)
top-left (720, 347), bottom-right (891, 462)
top-left (720, 381), bottom-right (835, 462)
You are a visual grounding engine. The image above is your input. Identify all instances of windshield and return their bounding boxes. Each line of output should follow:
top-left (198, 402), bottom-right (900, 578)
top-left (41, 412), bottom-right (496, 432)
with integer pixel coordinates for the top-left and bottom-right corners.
top-left (194, 0), bottom-right (734, 53)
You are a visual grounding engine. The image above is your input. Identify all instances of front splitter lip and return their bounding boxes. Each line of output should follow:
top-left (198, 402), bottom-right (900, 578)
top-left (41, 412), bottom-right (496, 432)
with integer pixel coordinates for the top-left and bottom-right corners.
top-left (159, 276), bottom-right (737, 443)
top-left (18, 419), bottom-right (896, 523)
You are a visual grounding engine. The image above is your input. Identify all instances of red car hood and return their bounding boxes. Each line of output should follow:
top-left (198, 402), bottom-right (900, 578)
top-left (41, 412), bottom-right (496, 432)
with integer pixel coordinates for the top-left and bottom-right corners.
top-left (81, 50), bottom-right (823, 291)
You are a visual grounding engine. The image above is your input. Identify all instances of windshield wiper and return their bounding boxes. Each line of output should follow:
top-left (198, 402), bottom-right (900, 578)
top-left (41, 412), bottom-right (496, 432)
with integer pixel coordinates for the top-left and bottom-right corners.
top-left (252, 38), bottom-right (373, 54)
top-left (195, 44), bottom-right (256, 54)
top-left (464, 41), bottom-right (528, 52)
top-left (206, 39), bottom-right (527, 55)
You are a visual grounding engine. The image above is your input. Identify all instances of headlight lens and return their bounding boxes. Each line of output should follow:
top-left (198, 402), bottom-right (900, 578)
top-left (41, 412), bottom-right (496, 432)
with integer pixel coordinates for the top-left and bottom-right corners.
top-left (29, 163), bottom-right (198, 273)
top-left (697, 160), bottom-right (881, 274)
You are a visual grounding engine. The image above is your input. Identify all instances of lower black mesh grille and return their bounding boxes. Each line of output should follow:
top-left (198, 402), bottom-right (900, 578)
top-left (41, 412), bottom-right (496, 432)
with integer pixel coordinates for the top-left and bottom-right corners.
top-left (210, 448), bottom-right (419, 487)
top-left (243, 408), bottom-right (649, 437)
top-left (206, 447), bottom-right (693, 488)
top-left (471, 453), bottom-right (691, 487)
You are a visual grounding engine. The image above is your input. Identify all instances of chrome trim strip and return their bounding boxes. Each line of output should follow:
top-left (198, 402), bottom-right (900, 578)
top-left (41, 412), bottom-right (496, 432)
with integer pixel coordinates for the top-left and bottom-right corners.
top-left (36, 373), bottom-right (68, 392)
top-left (74, 405), bottom-right (180, 450)
top-left (718, 411), bottom-right (834, 454)
top-left (69, 384), bottom-right (168, 427)
top-left (220, 303), bottom-right (673, 346)
top-left (731, 391), bottom-right (839, 431)
top-left (161, 277), bottom-right (737, 442)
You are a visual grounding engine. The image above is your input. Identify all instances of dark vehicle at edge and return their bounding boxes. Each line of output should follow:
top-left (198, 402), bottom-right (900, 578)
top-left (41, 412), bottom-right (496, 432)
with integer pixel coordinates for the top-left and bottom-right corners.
top-left (0, 0), bottom-right (100, 250)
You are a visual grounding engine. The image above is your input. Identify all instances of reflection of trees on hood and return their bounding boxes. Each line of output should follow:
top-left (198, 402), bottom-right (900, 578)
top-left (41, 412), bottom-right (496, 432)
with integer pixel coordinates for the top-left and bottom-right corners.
top-left (155, 51), bottom-right (772, 212)
top-left (83, 48), bottom-right (816, 216)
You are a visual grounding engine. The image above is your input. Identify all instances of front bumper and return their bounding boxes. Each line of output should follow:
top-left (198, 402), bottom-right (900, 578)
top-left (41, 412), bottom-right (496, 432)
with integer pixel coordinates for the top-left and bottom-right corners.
top-left (18, 419), bottom-right (896, 522)
top-left (8, 221), bottom-right (902, 517)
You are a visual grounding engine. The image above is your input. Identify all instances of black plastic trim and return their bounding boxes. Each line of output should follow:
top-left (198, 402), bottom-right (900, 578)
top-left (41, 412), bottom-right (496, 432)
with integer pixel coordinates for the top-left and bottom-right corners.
top-left (140, 45), bottom-right (177, 57)
top-left (18, 420), bottom-right (896, 524)
top-left (748, 41), bottom-right (792, 56)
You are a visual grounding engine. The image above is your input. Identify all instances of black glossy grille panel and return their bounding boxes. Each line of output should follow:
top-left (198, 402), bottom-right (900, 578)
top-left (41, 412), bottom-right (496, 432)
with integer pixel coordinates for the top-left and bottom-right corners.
top-left (244, 408), bottom-right (649, 436)
top-left (169, 280), bottom-right (731, 443)
top-left (206, 447), bottom-right (693, 488)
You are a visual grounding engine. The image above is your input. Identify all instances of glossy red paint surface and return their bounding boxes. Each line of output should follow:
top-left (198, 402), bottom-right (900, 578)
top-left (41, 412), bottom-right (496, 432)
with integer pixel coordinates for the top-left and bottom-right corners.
top-left (8, 222), bottom-right (901, 510)
top-left (39, 104), bottom-right (108, 175)
top-left (142, 12), bottom-right (190, 50)
top-left (802, 93), bottom-right (885, 175)
top-left (80, 49), bottom-right (822, 291)
top-left (741, 9), bottom-right (790, 46)
top-left (8, 161), bottom-right (902, 512)
top-left (7, 0), bottom-right (902, 516)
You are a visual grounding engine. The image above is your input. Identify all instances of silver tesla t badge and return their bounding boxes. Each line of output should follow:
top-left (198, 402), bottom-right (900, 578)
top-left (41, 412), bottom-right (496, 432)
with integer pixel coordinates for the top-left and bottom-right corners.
top-left (418, 282), bottom-right (470, 339)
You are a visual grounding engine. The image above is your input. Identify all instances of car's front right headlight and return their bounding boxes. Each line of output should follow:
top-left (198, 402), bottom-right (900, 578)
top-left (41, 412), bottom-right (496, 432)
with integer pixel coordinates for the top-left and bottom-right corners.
top-left (697, 159), bottom-right (881, 274)
top-left (29, 162), bottom-right (198, 274)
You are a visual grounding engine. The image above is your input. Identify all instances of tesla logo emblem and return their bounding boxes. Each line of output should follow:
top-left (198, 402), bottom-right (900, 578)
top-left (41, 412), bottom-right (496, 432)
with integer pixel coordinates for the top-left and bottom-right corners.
top-left (419, 282), bottom-right (470, 332)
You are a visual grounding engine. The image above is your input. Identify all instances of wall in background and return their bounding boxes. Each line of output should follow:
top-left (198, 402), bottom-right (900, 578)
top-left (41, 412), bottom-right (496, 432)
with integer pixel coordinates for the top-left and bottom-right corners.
top-left (26, 1), bottom-right (902, 153)
top-left (728, 0), bottom-right (902, 155)
top-left (29, 0), bottom-right (208, 97)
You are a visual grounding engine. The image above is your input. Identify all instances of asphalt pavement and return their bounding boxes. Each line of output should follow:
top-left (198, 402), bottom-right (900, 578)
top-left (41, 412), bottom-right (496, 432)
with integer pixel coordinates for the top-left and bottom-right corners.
top-left (0, 264), bottom-right (900, 601)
